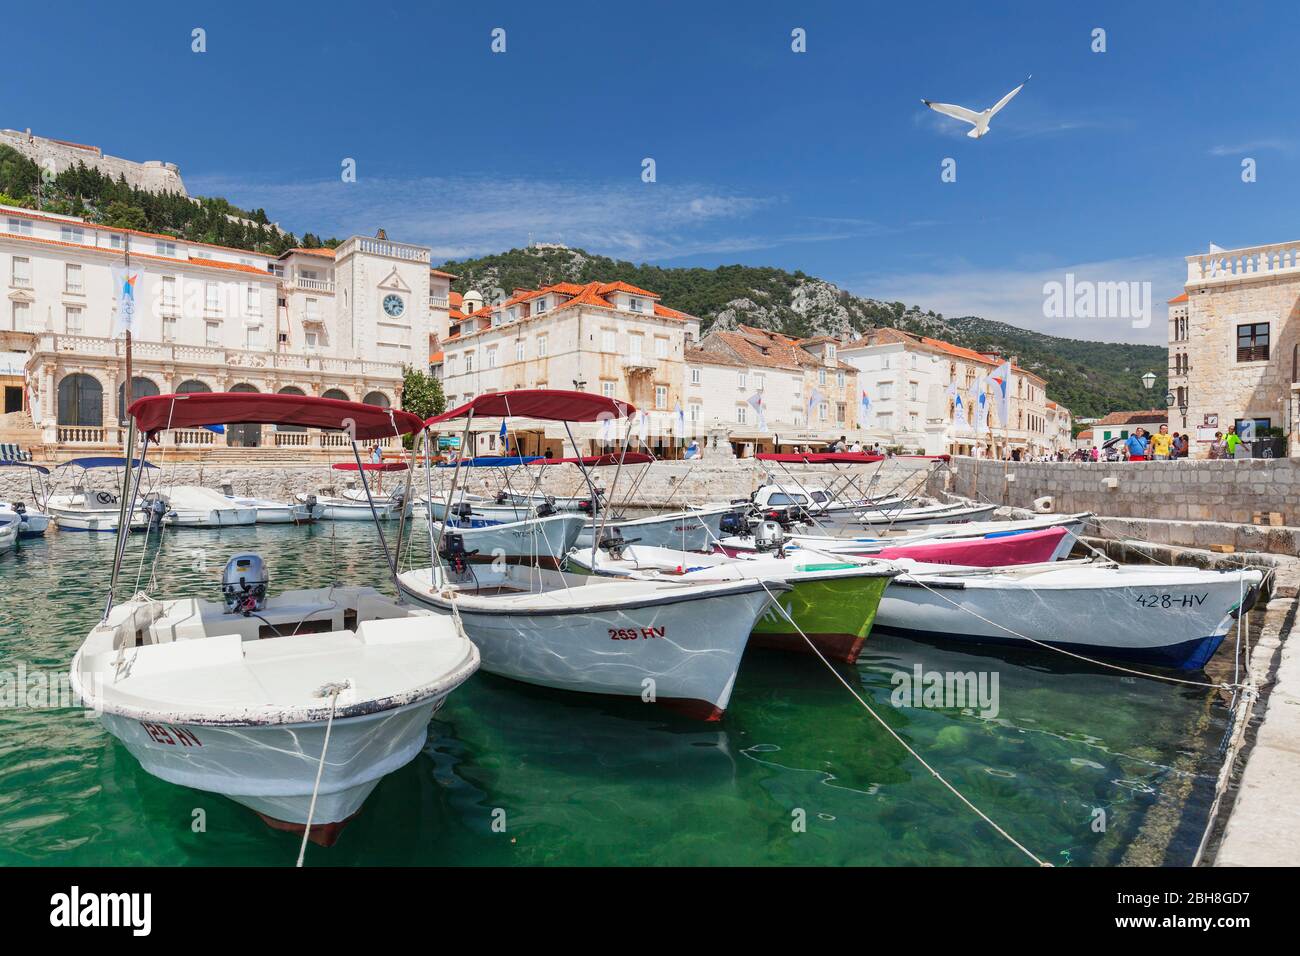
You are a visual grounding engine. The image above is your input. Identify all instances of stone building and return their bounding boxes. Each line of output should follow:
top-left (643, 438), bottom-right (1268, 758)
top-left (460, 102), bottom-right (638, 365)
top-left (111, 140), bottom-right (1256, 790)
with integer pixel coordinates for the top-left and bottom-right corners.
top-left (2, 204), bottom-right (451, 457)
top-left (1176, 241), bottom-right (1300, 456)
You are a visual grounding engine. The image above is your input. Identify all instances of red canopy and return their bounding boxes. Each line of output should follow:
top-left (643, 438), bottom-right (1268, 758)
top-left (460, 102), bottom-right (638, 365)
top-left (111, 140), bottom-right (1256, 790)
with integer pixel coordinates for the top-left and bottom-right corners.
top-left (128, 393), bottom-right (425, 440)
top-left (533, 452), bottom-right (655, 467)
top-left (426, 389), bottom-right (635, 425)
top-left (755, 452), bottom-right (885, 464)
top-left (331, 462), bottom-right (409, 472)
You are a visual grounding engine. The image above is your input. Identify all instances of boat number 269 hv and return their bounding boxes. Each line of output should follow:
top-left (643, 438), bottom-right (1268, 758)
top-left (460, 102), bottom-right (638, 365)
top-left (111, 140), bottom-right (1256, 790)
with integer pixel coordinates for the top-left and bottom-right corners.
top-left (1134, 593), bottom-right (1208, 609)
top-left (609, 626), bottom-right (667, 640)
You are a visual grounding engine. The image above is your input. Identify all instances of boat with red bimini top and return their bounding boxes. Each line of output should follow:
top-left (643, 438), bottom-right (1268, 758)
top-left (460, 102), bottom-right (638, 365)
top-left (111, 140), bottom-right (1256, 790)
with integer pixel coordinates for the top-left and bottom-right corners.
top-left (400, 389), bottom-right (788, 720)
top-left (70, 392), bottom-right (479, 848)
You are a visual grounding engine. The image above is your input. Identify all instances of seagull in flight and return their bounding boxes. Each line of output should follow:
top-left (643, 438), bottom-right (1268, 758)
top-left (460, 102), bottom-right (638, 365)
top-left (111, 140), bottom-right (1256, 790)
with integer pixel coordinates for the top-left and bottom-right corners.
top-left (921, 76), bottom-right (1032, 138)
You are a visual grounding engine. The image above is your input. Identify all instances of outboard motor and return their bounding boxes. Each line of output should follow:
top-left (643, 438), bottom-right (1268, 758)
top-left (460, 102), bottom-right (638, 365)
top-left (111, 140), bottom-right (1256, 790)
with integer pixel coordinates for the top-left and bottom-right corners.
top-left (438, 533), bottom-right (478, 575)
top-left (145, 496), bottom-right (169, 526)
top-left (597, 526), bottom-right (628, 559)
top-left (752, 520), bottom-right (786, 556)
top-left (577, 498), bottom-right (597, 515)
top-left (450, 501), bottom-right (477, 522)
top-left (222, 553), bottom-right (269, 616)
top-left (9, 501), bottom-right (25, 516)
top-left (719, 509), bottom-right (750, 538)
top-left (535, 498), bottom-right (557, 518)
top-left (302, 493), bottom-right (318, 510)
top-left (494, 491), bottom-right (509, 504)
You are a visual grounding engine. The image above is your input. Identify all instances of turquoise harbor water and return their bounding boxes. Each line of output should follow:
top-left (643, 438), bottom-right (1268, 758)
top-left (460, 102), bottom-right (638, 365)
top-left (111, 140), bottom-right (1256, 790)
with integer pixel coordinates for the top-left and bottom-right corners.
top-left (0, 523), bottom-right (1231, 866)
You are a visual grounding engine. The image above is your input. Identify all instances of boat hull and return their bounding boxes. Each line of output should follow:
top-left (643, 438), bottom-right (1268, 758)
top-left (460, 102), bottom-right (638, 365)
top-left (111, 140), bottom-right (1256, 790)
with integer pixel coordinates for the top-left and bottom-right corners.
top-left (400, 569), bottom-right (780, 719)
top-left (99, 694), bottom-right (449, 844)
top-left (574, 507), bottom-right (731, 552)
top-left (164, 507), bottom-right (258, 528)
top-left (875, 567), bottom-right (1262, 670)
top-left (433, 513), bottom-right (587, 568)
top-left (748, 570), bottom-right (893, 664)
top-left (718, 526), bottom-right (1070, 567)
top-left (45, 507), bottom-right (151, 533)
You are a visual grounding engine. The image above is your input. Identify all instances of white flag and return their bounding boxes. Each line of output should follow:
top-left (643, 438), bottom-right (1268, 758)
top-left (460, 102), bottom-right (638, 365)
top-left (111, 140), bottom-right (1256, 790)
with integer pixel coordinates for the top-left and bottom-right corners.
top-left (746, 392), bottom-right (767, 431)
top-left (637, 410), bottom-right (649, 442)
top-left (110, 264), bottom-right (145, 337)
top-left (946, 382), bottom-right (969, 430)
top-left (974, 375), bottom-right (990, 432)
top-left (990, 360), bottom-right (1012, 427)
top-left (859, 389), bottom-right (873, 428)
top-left (806, 387), bottom-right (826, 424)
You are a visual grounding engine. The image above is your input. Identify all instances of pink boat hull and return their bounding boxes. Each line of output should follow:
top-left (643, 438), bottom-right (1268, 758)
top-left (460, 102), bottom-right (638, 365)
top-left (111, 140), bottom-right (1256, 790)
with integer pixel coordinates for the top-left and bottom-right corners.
top-left (865, 527), bottom-right (1069, 566)
top-left (715, 526), bottom-right (1070, 566)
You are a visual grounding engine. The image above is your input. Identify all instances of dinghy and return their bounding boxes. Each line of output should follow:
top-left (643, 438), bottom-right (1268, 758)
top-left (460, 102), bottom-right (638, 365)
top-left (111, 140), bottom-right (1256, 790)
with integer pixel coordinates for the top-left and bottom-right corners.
top-left (73, 391), bottom-right (478, 845)
top-left (156, 485), bottom-right (258, 528)
top-left (874, 558), bottom-right (1265, 670)
top-left (43, 457), bottom-right (157, 532)
top-left (837, 501), bottom-right (997, 529)
top-left (410, 389), bottom-right (787, 718)
top-left (0, 461), bottom-right (52, 537)
top-left (565, 535), bottom-right (899, 663)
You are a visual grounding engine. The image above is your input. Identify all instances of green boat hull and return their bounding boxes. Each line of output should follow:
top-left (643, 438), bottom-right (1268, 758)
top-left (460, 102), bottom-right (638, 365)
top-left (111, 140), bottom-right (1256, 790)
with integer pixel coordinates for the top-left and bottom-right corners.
top-left (750, 571), bottom-right (891, 664)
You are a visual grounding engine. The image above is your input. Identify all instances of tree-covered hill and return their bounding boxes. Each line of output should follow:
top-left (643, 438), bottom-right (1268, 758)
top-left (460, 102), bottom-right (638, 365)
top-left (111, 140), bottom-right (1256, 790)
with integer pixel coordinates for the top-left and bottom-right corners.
top-left (441, 245), bottom-right (1168, 419)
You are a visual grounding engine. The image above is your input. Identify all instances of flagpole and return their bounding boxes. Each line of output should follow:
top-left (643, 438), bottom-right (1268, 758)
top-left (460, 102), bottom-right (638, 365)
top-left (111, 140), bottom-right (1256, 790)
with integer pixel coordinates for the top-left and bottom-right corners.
top-left (123, 233), bottom-right (132, 448)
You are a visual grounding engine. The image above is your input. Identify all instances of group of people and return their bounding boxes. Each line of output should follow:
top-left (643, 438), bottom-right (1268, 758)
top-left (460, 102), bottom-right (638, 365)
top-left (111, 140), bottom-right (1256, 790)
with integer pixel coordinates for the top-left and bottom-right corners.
top-left (1119, 424), bottom-right (1189, 461)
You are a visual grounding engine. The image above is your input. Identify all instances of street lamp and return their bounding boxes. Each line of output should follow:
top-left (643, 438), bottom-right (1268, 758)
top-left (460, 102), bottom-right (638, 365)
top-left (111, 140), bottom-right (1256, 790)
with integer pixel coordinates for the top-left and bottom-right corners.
top-left (1141, 371), bottom-right (1156, 391)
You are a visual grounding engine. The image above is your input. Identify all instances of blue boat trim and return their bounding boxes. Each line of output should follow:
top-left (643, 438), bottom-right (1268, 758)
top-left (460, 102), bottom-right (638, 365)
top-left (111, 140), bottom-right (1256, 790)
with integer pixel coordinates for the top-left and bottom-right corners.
top-left (871, 623), bottom-right (1226, 671)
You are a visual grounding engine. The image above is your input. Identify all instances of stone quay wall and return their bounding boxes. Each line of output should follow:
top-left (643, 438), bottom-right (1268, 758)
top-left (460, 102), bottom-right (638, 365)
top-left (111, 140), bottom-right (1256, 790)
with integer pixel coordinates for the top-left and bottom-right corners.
top-left (35, 455), bottom-right (939, 508)
top-left (930, 455), bottom-right (1300, 555)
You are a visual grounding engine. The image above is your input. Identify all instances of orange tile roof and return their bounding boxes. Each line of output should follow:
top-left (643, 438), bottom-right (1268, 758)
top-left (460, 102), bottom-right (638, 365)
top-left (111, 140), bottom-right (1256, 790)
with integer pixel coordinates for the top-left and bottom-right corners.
top-left (449, 291), bottom-right (463, 309)
top-left (189, 256), bottom-right (269, 276)
top-left (685, 346), bottom-right (744, 367)
top-left (1094, 409), bottom-right (1168, 427)
top-left (281, 247), bottom-right (335, 258)
top-left (1076, 428), bottom-right (1093, 440)
top-left (1167, 292), bottom-right (1188, 304)
top-left (430, 268), bottom-right (457, 280)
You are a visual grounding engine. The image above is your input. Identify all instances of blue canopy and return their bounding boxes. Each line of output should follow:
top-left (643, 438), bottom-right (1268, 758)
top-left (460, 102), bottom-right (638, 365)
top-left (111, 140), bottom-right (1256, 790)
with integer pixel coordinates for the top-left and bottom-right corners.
top-left (0, 461), bottom-right (50, 475)
top-left (436, 455), bottom-right (544, 468)
top-left (56, 457), bottom-right (158, 470)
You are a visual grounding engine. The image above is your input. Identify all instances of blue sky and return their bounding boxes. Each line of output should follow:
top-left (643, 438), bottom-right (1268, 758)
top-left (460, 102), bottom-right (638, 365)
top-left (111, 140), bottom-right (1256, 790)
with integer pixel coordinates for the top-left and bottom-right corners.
top-left (7, 0), bottom-right (1300, 343)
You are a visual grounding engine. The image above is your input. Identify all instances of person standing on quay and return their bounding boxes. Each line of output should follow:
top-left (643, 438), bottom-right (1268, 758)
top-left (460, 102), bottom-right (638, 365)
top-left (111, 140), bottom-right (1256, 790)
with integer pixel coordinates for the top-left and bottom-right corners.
top-left (1125, 428), bottom-right (1149, 461)
top-left (1151, 424), bottom-right (1174, 460)
top-left (1225, 426), bottom-right (1241, 459)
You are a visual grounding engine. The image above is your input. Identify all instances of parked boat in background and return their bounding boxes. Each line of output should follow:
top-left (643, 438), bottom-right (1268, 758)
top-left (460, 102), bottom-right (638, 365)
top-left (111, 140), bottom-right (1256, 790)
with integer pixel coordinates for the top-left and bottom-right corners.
top-left (43, 457), bottom-right (158, 533)
top-left (155, 486), bottom-right (258, 528)
top-left (716, 524), bottom-right (1072, 567)
top-left (431, 511), bottom-right (588, 568)
top-left (222, 485), bottom-right (322, 524)
top-left (875, 558), bottom-right (1264, 670)
top-left (0, 461), bottom-right (52, 537)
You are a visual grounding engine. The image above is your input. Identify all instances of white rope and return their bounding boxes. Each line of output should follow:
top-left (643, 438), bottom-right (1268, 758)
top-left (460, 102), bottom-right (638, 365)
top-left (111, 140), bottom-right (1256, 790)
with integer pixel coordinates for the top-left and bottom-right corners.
top-left (297, 683), bottom-right (344, 867)
top-left (760, 577), bottom-right (1050, 867)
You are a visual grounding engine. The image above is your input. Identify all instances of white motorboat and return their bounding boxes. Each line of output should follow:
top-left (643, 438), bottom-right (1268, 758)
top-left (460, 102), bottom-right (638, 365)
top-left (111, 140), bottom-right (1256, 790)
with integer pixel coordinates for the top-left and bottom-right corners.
top-left (306, 493), bottom-right (405, 521)
top-left (74, 578), bottom-right (478, 845)
top-left (43, 457), bottom-right (158, 532)
top-left (73, 390), bottom-right (476, 845)
top-left (874, 557), bottom-right (1265, 670)
top-left (306, 462), bottom-right (413, 520)
top-left (399, 561), bottom-right (781, 720)
top-left (433, 511), bottom-right (588, 568)
top-left (838, 501), bottom-right (997, 529)
top-left (222, 486), bottom-right (322, 524)
top-left (574, 504), bottom-right (736, 552)
top-left (156, 485), bottom-right (258, 528)
top-left (0, 461), bottom-right (52, 537)
top-left (414, 389), bottom-right (788, 717)
top-left (781, 512), bottom-right (1092, 553)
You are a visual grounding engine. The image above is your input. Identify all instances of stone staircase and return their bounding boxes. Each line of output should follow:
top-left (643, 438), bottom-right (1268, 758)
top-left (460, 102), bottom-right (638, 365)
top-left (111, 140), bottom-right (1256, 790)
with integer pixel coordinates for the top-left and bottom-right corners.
top-left (0, 409), bottom-right (43, 460)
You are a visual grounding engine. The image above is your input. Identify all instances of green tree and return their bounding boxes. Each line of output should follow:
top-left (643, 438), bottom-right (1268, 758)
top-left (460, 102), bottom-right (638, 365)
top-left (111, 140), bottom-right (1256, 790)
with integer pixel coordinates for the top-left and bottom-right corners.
top-left (399, 365), bottom-right (445, 449)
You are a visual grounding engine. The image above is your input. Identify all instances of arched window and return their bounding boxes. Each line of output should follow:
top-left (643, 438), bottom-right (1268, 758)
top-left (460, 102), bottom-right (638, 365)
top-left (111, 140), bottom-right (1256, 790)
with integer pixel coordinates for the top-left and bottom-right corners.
top-left (277, 386), bottom-right (307, 431)
top-left (321, 388), bottom-right (349, 402)
top-left (362, 391), bottom-right (390, 408)
top-left (117, 377), bottom-right (161, 423)
top-left (176, 379), bottom-right (211, 394)
top-left (58, 374), bottom-right (103, 426)
top-left (227, 383), bottom-right (260, 447)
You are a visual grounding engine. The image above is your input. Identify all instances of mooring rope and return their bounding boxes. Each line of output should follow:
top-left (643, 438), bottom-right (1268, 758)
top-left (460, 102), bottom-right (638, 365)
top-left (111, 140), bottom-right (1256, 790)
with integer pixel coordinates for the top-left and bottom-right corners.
top-left (297, 682), bottom-right (345, 868)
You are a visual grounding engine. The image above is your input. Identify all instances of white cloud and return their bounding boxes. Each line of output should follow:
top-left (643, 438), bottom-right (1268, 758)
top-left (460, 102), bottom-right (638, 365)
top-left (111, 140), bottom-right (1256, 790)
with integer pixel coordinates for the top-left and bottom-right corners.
top-left (185, 172), bottom-right (844, 263)
top-left (848, 254), bottom-right (1185, 345)
top-left (1208, 138), bottom-right (1294, 156)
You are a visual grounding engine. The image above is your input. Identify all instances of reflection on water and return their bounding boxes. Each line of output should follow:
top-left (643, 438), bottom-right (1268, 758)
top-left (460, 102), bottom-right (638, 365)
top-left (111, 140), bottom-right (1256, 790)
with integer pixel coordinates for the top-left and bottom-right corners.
top-left (0, 521), bottom-right (1227, 865)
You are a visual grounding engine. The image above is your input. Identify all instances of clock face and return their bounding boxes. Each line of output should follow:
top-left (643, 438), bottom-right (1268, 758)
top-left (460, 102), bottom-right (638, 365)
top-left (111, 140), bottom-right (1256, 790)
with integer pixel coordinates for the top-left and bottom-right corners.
top-left (382, 294), bottom-right (405, 318)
